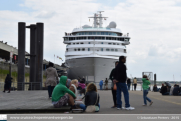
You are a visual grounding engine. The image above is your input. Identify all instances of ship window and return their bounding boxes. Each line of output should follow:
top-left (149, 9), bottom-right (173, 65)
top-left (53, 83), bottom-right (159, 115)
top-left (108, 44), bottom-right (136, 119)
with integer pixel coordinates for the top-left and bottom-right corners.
top-left (66, 49), bottom-right (68, 52)
top-left (105, 32), bottom-right (108, 35)
top-left (80, 43), bottom-right (84, 44)
top-left (88, 48), bottom-right (90, 51)
top-left (124, 49), bottom-right (126, 53)
top-left (125, 38), bottom-right (129, 42)
top-left (113, 43), bottom-right (116, 45)
top-left (108, 43), bottom-right (112, 45)
top-left (101, 32), bottom-right (104, 35)
top-left (89, 42), bottom-right (91, 44)
top-left (102, 37), bottom-right (105, 40)
top-left (117, 43), bottom-right (119, 45)
top-left (106, 49), bottom-right (110, 51)
top-left (78, 48), bottom-right (80, 51)
top-left (85, 32), bottom-right (88, 35)
top-left (82, 48), bottom-right (85, 51)
top-left (89, 32), bottom-right (92, 35)
top-left (101, 42), bottom-right (103, 44)
top-left (97, 32), bottom-right (101, 35)
top-left (74, 49), bottom-right (77, 51)
top-left (115, 49), bottom-right (118, 52)
top-left (111, 49), bottom-right (114, 51)
top-left (82, 32), bottom-right (85, 35)
top-left (101, 48), bottom-right (103, 51)
top-left (93, 32), bottom-right (96, 35)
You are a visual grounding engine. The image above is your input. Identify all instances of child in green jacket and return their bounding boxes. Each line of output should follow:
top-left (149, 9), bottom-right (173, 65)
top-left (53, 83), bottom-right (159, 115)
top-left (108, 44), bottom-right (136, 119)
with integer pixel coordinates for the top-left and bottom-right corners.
top-left (142, 75), bottom-right (153, 106)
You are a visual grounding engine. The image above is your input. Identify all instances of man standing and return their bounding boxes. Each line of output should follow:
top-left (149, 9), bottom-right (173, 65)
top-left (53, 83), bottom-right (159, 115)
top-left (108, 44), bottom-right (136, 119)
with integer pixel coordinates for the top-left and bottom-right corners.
top-left (105, 78), bottom-right (108, 90)
top-left (99, 80), bottom-right (103, 90)
top-left (133, 77), bottom-right (137, 91)
top-left (127, 78), bottom-right (131, 91)
top-left (113, 56), bottom-right (135, 110)
top-left (109, 61), bottom-right (119, 108)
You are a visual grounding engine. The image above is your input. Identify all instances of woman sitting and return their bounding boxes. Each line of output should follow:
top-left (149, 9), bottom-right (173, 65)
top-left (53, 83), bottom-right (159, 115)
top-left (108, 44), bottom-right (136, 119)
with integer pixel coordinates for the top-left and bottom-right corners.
top-left (68, 79), bottom-right (84, 107)
top-left (52, 76), bottom-right (76, 108)
top-left (79, 83), bottom-right (100, 112)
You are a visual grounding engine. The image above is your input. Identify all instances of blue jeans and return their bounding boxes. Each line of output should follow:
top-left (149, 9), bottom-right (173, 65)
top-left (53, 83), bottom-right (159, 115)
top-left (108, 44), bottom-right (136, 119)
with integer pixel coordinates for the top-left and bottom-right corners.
top-left (100, 85), bottom-right (102, 90)
top-left (116, 82), bottom-right (130, 108)
top-left (79, 104), bottom-right (100, 112)
top-left (162, 92), bottom-right (169, 95)
top-left (127, 83), bottom-right (130, 90)
top-left (143, 89), bottom-right (151, 105)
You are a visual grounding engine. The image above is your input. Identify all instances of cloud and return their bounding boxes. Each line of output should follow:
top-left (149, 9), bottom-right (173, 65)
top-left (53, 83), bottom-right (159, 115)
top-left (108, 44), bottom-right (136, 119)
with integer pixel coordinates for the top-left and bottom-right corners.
top-left (0, 0), bottom-right (181, 81)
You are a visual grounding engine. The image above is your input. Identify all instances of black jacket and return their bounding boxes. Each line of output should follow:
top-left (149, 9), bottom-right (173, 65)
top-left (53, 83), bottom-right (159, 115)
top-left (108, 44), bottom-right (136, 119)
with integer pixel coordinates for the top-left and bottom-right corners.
top-left (109, 68), bottom-right (115, 81)
top-left (85, 91), bottom-right (99, 106)
top-left (113, 62), bottom-right (127, 83)
top-left (127, 79), bottom-right (131, 84)
top-left (160, 86), bottom-right (167, 94)
top-left (173, 86), bottom-right (180, 95)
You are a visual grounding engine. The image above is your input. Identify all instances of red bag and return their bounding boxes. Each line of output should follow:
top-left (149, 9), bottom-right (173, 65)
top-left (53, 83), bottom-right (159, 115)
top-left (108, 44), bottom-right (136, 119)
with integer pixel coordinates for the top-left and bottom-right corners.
top-left (113, 83), bottom-right (117, 90)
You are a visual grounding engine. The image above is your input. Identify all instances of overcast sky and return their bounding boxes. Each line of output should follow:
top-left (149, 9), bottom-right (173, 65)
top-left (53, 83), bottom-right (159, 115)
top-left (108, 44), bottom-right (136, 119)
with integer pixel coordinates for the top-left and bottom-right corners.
top-left (0, 0), bottom-right (181, 81)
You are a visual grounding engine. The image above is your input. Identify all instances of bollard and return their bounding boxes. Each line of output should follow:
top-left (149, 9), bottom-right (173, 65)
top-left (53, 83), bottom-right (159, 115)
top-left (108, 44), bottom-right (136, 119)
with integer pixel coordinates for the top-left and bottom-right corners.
top-left (18, 22), bottom-right (26, 90)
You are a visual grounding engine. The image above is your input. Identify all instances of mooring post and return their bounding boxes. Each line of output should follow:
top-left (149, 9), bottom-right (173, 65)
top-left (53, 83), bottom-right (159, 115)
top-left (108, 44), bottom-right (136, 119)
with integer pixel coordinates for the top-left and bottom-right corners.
top-left (35, 23), bottom-right (44, 90)
top-left (28, 24), bottom-right (37, 90)
top-left (18, 22), bottom-right (26, 90)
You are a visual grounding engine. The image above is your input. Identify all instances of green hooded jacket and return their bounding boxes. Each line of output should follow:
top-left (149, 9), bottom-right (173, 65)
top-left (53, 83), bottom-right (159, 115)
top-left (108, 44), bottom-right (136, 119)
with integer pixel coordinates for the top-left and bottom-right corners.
top-left (142, 78), bottom-right (151, 90)
top-left (52, 76), bottom-right (76, 102)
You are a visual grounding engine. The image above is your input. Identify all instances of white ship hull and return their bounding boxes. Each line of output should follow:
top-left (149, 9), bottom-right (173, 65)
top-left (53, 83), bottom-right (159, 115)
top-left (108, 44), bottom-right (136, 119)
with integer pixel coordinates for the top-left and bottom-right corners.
top-left (66, 57), bottom-right (118, 87)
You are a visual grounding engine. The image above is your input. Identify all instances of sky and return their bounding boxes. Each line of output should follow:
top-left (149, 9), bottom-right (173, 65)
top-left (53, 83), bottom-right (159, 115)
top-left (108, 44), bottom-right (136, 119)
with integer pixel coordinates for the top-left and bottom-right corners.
top-left (0, 0), bottom-right (181, 81)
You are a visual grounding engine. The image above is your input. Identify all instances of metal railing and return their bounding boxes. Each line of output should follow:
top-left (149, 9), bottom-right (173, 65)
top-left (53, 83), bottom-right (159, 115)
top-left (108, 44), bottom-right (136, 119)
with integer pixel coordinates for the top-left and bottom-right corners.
top-left (0, 82), bottom-right (45, 91)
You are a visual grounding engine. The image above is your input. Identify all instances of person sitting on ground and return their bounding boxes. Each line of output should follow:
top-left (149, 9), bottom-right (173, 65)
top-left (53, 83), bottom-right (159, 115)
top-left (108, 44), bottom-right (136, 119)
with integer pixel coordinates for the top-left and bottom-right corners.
top-left (153, 84), bottom-right (158, 92)
top-left (52, 76), bottom-right (76, 109)
top-left (68, 79), bottom-right (84, 108)
top-left (170, 86), bottom-right (174, 95)
top-left (173, 84), bottom-right (180, 96)
top-left (160, 84), bottom-right (169, 95)
top-left (66, 78), bottom-right (71, 88)
top-left (79, 83), bottom-right (100, 112)
top-left (78, 79), bottom-right (86, 96)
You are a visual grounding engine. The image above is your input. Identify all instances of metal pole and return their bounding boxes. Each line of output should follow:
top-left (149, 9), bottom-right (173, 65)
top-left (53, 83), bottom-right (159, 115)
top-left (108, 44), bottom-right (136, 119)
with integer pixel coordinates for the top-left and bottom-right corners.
top-left (28, 24), bottom-right (37, 90)
top-left (18, 22), bottom-right (26, 90)
top-left (35, 23), bottom-right (44, 90)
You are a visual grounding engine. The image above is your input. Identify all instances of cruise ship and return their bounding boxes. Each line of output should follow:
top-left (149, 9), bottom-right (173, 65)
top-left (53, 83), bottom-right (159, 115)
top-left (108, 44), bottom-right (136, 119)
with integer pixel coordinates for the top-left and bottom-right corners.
top-left (63, 11), bottom-right (130, 87)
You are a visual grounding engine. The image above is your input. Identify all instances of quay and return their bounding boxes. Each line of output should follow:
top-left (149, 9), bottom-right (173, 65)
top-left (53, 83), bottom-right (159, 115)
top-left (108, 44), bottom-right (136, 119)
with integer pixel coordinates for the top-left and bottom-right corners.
top-left (1, 90), bottom-right (181, 114)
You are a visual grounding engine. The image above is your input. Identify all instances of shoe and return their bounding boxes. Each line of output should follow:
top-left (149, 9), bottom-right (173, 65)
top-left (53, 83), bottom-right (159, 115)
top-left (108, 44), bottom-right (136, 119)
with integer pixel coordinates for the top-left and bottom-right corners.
top-left (7, 91), bottom-right (10, 93)
top-left (49, 97), bottom-right (52, 99)
top-left (125, 106), bottom-right (135, 110)
top-left (3, 91), bottom-right (5, 93)
top-left (142, 104), bottom-right (147, 106)
top-left (111, 106), bottom-right (116, 108)
top-left (149, 102), bottom-right (153, 106)
top-left (117, 107), bottom-right (125, 110)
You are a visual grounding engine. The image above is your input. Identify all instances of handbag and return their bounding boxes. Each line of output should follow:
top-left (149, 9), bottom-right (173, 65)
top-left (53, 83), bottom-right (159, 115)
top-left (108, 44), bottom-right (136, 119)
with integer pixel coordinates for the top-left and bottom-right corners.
top-left (85, 93), bottom-right (99, 113)
top-left (113, 83), bottom-right (117, 90)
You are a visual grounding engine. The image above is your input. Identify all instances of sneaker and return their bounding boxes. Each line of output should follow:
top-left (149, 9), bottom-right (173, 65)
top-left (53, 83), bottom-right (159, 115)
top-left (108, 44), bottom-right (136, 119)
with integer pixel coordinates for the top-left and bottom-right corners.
top-left (149, 102), bottom-right (153, 106)
top-left (142, 104), bottom-right (147, 106)
top-left (125, 106), bottom-right (135, 110)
